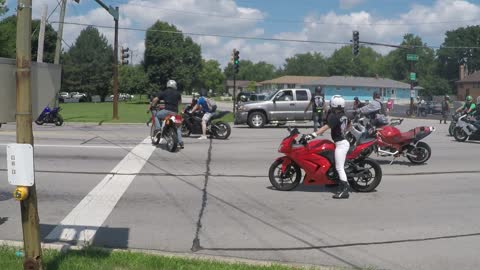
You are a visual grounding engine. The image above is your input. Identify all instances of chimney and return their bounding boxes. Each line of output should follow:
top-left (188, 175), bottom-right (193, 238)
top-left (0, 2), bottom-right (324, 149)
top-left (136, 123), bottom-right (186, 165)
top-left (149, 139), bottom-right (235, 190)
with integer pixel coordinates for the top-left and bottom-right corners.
top-left (459, 64), bottom-right (465, 80)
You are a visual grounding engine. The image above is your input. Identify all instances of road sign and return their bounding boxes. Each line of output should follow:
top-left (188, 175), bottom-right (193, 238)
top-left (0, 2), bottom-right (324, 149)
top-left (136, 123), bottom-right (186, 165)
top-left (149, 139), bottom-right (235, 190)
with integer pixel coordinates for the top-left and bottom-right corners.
top-left (7, 144), bottom-right (35, 186)
top-left (407, 54), bottom-right (419, 61)
top-left (410, 89), bottom-right (416, 98)
top-left (410, 72), bottom-right (416, 81)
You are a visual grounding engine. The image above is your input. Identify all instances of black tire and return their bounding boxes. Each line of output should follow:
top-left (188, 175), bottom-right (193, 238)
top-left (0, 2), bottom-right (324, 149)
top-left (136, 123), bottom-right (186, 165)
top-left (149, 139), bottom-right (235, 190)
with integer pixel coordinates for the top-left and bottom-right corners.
top-left (181, 123), bottom-right (191, 137)
top-left (406, 141), bottom-right (432, 164)
top-left (268, 158), bottom-right (301, 191)
top-left (248, 111), bottom-right (266, 128)
top-left (212, 121), bottom-right (231, 139)
top-left (348, 158), bottom-right (382, 192)
top-left (35, 120), bottom-right (44, 125)
top-left (448, 122), bottom-right (456, 136)
top-left (54, 115), bottom-right (64, 126)
top-left (150, 123), bottom-right (160, 145)
top-left (453, 127), bottom-right (468, 142)
top-left (165, 127), bottom-right (178, 152)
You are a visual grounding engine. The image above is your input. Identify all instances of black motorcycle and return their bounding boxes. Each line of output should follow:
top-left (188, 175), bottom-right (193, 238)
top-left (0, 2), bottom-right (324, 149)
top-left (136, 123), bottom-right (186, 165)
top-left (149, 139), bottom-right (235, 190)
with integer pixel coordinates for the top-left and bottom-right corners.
top-left (181, 105), bottom-right (231, 139)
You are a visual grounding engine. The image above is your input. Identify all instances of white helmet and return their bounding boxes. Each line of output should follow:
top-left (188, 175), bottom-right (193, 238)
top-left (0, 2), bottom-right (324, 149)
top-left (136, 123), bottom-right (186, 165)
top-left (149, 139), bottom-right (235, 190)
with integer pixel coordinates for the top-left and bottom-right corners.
top-left (330, 95), bottom-right (345, 109)
top-left (166, 80), bottom-right (177, 90)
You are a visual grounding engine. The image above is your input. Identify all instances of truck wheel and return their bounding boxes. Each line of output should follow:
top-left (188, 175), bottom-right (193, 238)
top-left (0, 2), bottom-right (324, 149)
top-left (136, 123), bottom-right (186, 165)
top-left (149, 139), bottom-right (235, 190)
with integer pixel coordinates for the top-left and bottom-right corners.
top-left (248, 112), bottom-right (266, 128)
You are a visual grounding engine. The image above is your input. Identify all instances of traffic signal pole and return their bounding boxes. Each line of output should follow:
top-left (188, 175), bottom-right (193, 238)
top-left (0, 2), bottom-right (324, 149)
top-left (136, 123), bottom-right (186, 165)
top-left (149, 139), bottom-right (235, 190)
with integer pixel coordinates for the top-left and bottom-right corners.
top-left (233, 72), bottom-right (236, 114)
top-left (409, 47), bottom-right (415, 117)
top-left (16, 0), bottom-right (43, 269)
top-left (113, 7), bottom-right (119, 119)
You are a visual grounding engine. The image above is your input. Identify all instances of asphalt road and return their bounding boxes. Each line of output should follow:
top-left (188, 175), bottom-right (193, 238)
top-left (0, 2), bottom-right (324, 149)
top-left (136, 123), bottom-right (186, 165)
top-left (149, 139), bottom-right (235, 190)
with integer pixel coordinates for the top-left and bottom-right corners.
top-left (1, 119), bottom-right (480, 270)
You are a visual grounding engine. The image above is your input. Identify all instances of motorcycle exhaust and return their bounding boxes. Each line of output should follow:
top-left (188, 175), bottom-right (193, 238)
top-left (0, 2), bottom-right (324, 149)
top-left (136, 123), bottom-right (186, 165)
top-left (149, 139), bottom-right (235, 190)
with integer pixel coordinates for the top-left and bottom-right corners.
top-left (377, 148), bottom-right (399, 156)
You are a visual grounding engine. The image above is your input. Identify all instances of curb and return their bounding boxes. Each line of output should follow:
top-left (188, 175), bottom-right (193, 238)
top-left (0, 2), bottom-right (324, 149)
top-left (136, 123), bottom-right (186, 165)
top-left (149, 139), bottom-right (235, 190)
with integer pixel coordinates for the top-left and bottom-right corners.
top-left (0, 240), bottom-right (338, 270)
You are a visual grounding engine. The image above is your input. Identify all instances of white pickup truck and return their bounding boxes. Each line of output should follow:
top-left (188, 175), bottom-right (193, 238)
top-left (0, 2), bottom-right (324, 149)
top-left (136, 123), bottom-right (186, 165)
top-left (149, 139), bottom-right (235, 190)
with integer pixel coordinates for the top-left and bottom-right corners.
top-left (234, 88), bottom-right (313, 128)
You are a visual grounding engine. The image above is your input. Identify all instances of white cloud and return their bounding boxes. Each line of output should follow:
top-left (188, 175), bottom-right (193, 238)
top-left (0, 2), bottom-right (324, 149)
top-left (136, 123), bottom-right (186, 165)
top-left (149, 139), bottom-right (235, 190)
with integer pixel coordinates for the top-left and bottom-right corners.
top-left (339, 0), bottom-right (365, 9)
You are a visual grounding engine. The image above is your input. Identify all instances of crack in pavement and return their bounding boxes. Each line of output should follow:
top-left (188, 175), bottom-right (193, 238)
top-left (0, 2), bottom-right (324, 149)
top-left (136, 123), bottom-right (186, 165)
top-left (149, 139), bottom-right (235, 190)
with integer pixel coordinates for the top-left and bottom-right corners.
top-left (191, 138), bottom-right (213, 252)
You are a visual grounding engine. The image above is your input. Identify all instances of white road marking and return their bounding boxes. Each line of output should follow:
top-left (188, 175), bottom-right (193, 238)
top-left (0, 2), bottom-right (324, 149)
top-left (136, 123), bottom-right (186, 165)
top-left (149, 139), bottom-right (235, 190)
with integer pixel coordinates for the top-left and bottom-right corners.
top-left (0, 143), bottom-right (135, 149)
top-left (45, 137), bottom-right (155, 244)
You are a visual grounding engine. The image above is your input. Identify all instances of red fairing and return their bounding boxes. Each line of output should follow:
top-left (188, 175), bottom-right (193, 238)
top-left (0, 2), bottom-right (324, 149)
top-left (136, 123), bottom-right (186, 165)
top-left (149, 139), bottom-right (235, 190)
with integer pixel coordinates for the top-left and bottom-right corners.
top-left (174, 114), bottom-right (183, 123)
top-left (347, 140), bottom-right (375, 159)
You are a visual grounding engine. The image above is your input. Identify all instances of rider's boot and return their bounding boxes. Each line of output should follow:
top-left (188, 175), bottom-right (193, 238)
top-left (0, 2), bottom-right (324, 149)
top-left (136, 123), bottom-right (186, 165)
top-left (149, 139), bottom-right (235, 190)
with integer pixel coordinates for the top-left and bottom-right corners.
top-left (333, 181), bottom-right (350, 199)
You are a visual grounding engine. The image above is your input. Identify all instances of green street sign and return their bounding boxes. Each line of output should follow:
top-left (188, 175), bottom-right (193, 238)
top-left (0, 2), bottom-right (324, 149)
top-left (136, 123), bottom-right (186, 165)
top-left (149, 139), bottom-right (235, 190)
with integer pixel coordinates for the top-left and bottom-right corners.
top-left (410, 72), bottom-right (416, 81)
top-left (407, 54), bottom-right (419, 61)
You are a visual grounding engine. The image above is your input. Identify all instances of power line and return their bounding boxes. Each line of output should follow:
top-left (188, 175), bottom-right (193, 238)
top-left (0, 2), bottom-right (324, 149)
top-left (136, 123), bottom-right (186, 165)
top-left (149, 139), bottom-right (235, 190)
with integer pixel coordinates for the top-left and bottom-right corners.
top-left (106, 0), bottom-right (480, 27)
top-left (50, 21), bottom-right (480, 50)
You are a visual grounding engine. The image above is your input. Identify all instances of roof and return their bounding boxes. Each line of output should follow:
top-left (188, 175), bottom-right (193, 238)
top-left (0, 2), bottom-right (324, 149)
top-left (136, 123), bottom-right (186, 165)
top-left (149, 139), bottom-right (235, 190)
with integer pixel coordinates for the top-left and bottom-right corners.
top-left (225, 80), bottom-right (260, 87)
top-left (259, 76), bottom-right (326, 85)
top-left (309, 76), bottom-right (411, 89)
top-left (456, 71), bottom-right (480, 83)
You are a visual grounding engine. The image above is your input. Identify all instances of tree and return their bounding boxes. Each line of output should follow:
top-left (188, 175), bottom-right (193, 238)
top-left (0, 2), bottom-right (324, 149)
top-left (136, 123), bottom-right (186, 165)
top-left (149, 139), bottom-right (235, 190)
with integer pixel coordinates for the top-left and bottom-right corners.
top-left (327, 46), bottom-right (381, 76)
top-left (197, 59), bottom-right (225, 95)
top-left (0, 15), bottom-right (57, 62)
top-left (144, 21), bottom-right (202, 93)
top-left (119, 65), bottom-right (149, 98)
top-left (224, 60), bottom-right (276, 81)
top-left (0, 0), bottom-right (8, 15)
top-left (281, 52), bottom-right (328, 76)
top-left (61, 26), bottom-right (113, 99)
top-left (437, 26), bottom-right (480, 84)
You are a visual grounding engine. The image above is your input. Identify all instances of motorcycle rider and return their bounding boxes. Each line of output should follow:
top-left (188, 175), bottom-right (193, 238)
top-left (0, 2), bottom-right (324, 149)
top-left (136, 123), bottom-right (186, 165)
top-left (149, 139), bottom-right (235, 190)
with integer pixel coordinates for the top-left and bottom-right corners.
top-left (304, 86), bottom-right (325, 131)
top-left (148, 80), bottom-right (184, 149)
top-left (189, 89), bottom-right (216, 140)
top-left (456, 95), bottom-right (477, 115)
top-left (304, 95), bottom-right (351, 199)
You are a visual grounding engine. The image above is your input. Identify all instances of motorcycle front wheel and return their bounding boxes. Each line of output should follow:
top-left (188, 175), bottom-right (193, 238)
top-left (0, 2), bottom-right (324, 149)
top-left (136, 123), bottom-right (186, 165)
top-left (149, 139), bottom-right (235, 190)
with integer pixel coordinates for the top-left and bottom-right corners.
top-left (348, 158), bottom-right (382, 192)
top-left (268, 158), bottom-right (301, 191)
top-left (54, 115), bottom-right (64, 126)
top-left (453, 127), bottom-right (468, 142)
top-left (406, 141), bottom-right (431, 164)
top-left (448, 122), bottom-right (456, 136)
top-left (35, 120), bottom-right (44, 125)
top-left (212, 121), bottom-right (231, 139)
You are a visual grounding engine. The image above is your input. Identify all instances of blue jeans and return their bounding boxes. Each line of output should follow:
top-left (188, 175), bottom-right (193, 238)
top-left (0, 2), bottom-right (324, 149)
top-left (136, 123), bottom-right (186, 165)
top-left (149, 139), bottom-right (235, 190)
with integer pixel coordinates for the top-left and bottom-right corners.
top-left (154, 109), bottom-right (183, 144)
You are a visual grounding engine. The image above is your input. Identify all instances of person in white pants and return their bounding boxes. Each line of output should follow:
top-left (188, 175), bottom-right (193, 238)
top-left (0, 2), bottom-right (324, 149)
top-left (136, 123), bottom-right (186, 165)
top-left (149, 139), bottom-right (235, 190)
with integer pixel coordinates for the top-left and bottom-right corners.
top-left (304, 95), bottom-right (351, 199)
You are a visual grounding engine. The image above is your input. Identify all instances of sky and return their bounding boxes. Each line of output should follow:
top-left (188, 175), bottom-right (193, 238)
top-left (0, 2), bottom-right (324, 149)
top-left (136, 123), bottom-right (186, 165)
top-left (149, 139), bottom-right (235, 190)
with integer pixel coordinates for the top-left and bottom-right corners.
top-left (3, 0), bottom-right (480, 67)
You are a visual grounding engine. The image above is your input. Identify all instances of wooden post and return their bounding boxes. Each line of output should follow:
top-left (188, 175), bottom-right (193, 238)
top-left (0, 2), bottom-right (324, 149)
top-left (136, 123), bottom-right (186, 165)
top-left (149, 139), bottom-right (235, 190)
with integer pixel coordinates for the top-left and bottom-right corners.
top-left (16, 0), bottom-right (43, 269)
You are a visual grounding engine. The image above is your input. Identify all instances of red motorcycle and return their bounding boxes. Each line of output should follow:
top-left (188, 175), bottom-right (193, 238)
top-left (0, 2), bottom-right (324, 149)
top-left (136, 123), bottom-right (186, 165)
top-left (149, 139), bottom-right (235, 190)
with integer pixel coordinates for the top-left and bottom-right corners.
top-left (368, 123), bottom-right (435, 164)
top-left (269, 128), bottom-right (382, 192)
top-left (149, 109), bottom-right (183, 152)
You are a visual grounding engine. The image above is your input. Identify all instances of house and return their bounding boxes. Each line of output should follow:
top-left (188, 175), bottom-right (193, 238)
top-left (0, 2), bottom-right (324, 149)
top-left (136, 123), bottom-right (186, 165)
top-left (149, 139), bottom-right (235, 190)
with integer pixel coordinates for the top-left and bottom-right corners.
top-left (455, 64), bottom-right (480, 101)
top-left (258, 76), bottom-right (326, 91)
top-left (225, 80), bottom-right (261, 96)
top-left (307, 76), bottom-right (415, 104)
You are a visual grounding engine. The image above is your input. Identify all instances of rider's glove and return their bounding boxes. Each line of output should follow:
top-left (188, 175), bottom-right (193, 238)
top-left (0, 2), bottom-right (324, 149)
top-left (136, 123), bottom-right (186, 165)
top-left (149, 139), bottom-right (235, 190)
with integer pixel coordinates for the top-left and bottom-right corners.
top-left (304, 132), bottom-right (317, 141)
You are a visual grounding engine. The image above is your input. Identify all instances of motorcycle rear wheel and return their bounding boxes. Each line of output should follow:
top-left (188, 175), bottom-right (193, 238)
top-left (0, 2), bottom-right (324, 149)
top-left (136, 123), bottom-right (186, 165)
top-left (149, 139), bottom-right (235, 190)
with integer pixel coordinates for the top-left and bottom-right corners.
top-left (165, 127), bottom-right (178, 152)
top-left (268, 158), bottom-right (301, 191)
top-left (348, 159), bottom-right (382, 192)
top-left (212, 121), bottom-right (231, 139)
top-left (35, 120), bottom-right (44, 125)
top-left (453, 127), bottom-right (468, 142)
top-left (406, 141), bottom-right (431, 164)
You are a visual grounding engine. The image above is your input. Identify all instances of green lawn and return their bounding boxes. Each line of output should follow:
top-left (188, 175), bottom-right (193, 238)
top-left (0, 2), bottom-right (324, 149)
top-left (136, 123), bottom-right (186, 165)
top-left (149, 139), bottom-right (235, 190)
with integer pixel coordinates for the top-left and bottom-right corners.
top-left (0, 246), bottom-right (316, 270)
top-left (59, 101), bottom-right (233, 124)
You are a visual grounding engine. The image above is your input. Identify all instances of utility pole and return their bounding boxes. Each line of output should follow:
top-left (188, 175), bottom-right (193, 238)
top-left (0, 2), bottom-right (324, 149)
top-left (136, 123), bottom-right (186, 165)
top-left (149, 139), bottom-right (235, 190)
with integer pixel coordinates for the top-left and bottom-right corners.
top-left (113, 6), bottom-right (119, 119)
top-left (407, 47), bottom-right (417, 117)
top-left (233, 72), bottom-right (236, 114)
top-left (16, 0), bottom-right (43, 269)
top-left (36, 4), bottom-right (47, 63)
top-left (54, 0), bottom-right (67, 64)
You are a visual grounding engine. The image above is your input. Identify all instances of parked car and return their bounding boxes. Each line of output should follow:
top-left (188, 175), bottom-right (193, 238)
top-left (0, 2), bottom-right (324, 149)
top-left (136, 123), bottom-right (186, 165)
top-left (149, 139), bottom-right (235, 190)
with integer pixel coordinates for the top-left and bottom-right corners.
top-left (235, 88), bottom-right (312, 128)
top-left (426, 101), bottom-right (442, 115)
top-left (59, 92), bottom-right (69, 98)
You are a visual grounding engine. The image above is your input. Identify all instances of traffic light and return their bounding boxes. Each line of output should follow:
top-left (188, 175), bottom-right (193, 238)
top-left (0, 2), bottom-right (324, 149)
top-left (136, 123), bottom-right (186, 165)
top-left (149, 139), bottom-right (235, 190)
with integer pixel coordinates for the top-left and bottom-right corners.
top-left (234, 49), bottom-right (240, 74)
top-left (121, 47), bottom-right (130, 65)
top-left (352, 31), bottom-right (359, 56)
